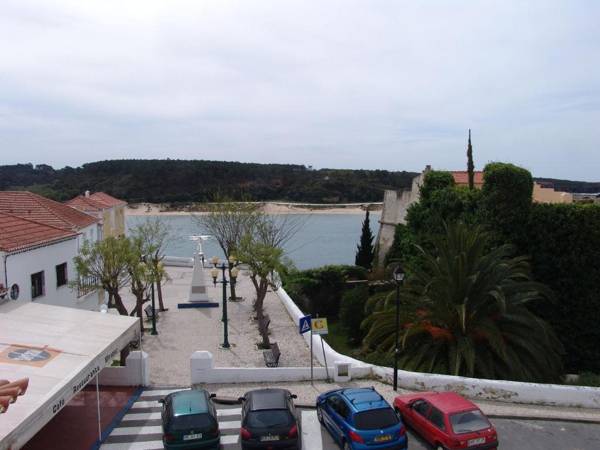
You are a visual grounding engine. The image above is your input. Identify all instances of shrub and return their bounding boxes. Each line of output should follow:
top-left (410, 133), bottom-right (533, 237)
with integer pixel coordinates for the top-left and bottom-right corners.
top-left (282, 265), bottom-right (368, 317)
top-left (340, 285), bottom-right (369, 344)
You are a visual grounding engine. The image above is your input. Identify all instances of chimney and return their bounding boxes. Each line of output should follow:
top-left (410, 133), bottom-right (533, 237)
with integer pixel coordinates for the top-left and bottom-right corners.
top-left (85, 190), bottom-right (90, 198)
top-left (424, 165), bottom-right (432, 172)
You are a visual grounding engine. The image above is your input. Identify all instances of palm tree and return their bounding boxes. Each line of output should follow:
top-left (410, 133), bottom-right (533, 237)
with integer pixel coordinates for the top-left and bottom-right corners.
top-left (362, 222), bottom-right (563, 382)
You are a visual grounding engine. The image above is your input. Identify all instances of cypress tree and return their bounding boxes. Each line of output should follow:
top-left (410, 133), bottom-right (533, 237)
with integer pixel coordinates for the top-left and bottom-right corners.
top-left (467, 129), bottom-right (475, 190)
top-left (355, 210), bottom-right (375, 269)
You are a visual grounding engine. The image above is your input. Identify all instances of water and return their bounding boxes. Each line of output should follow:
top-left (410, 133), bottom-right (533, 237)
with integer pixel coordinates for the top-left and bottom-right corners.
top-left (126, 213), bottom-right (380, 270)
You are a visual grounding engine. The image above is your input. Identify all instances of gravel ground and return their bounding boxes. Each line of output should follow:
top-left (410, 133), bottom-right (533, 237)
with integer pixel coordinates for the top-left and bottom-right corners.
top-left (119, 266), bottom-right (319, 386)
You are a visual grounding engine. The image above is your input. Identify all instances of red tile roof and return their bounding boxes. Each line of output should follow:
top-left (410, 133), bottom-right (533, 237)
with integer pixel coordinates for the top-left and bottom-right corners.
top-left (0, 191), bottom-right (99, 231)
top-left (0, 213), bottom-right (77, 252)
top-left (65, 195), bottom-right (106, 213)
top-left (89, 192), bottom-right (127, 207)
top-left (451, 171), bottom-right (484, 186)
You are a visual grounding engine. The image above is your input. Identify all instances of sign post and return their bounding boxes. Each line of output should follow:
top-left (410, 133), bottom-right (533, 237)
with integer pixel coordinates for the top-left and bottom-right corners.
top-left (298, 315), bottom-right (313, 383)
top-left (311, 318), bottom-right (330, 382)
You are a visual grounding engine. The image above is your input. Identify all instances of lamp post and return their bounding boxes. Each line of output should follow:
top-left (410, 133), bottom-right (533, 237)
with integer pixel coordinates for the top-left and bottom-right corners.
top-left (210, 256), bottom-right (239, 349)
top-left (392, 265), bottom-right (405, 391)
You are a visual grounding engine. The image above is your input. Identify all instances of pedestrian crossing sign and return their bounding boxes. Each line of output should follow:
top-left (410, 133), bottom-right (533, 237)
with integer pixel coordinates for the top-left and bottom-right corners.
top-left (299, 315), bottom-right (312, 334)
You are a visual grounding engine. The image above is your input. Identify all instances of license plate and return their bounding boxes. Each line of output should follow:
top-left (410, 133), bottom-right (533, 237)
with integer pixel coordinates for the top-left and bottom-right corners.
top-left (374, 434), bottom-right (392, 442)
top-left (468, 437), bottom-right (485, 446)
top-left (183, 433), bottom-right (202, 441)
top-left (260, 435), bottom-right (280, 441)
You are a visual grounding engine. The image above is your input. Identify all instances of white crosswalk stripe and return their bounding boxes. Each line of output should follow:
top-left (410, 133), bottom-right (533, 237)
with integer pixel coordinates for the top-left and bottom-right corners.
top-left (302, 410), bottom-right (324, 450)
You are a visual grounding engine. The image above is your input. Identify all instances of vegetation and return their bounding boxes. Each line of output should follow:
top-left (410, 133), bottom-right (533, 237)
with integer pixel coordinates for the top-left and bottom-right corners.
top-left (363, 223), bottom-right (563, 382)
top-left (283, 265), bottom-right (368, 318)
top-left (339, 285), bottom-right (369, 344)
top-left (355, 210), bottom-right (375, 269)
top-left (0, 160), bottom-right (417, 203)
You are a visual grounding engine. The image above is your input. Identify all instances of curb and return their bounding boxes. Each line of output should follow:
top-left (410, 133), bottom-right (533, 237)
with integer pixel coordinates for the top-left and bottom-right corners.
top-left (486, 414), bottom-right (600, 425)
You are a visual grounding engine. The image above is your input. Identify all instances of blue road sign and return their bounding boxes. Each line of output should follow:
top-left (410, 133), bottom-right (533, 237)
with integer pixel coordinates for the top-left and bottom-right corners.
top-left (299, 315), bottom-right (312, 334)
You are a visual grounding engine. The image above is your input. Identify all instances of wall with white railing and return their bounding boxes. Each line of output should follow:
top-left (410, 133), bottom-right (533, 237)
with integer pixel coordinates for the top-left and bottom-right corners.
top-left (98, 351), bottom-right (150, 386)
top-left (275, 287), bottom-right (600, 409)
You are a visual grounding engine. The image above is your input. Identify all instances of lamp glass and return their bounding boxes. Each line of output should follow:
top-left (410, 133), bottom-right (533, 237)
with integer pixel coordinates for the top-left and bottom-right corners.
top-left (228, 255), bottom-right (236, 264)
top-left (393, 266), bottom-right (405, 282)
top-left (211, 256), bottom-right (219, 265)
top-left (231, 267), bottom-right (239, 278)
top-left (210, 268), bottom-right (219, 279)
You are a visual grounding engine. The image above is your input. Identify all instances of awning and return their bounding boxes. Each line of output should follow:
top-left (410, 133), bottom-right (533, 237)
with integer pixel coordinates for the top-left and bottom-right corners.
top-left (0, 302), bottom-right (139, 450)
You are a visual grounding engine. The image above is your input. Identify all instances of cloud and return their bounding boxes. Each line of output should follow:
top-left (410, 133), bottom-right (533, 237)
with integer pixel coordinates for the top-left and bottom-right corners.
top-left (0, 0), bottom-right (599, 180)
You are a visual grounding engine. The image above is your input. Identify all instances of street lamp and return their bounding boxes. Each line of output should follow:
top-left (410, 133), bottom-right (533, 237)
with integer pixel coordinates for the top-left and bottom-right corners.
top-left (392, 264), bottom-right (405, 391)
top-left (210, 256), bottom-right (239, 349)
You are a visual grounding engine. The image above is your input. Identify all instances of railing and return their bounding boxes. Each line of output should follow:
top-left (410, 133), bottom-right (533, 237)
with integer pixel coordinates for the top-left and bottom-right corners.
top-left (77, 276), bottom-right (98, 298)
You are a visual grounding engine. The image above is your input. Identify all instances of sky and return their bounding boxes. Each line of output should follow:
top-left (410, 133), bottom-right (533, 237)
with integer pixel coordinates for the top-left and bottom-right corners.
top-left (1, 0), bottom-right (599, 181)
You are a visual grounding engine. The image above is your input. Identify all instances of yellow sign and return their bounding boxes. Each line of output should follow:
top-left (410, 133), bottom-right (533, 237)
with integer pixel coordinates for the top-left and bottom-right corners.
top-left (311, 318), bottom-right (328, 335)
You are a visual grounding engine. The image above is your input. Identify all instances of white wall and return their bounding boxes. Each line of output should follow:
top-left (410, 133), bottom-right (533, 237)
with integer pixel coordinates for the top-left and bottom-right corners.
top-left (275, 287), bottom-right (600, 409)
top-left (3, 237), bottom-right (99, 311)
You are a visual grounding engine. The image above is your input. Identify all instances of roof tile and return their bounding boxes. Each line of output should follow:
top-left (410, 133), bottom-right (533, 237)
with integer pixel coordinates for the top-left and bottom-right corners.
top-left (0, 213), bottom-right (77, 252)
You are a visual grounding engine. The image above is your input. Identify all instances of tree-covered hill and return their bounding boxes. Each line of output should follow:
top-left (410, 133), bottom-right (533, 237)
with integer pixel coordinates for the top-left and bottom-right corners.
top-left (0, 160), bottom-right (418, 203)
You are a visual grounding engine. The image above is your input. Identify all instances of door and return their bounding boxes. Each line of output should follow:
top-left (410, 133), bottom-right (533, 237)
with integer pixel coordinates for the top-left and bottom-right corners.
top-left (409, 400), bottom-right (432, 440)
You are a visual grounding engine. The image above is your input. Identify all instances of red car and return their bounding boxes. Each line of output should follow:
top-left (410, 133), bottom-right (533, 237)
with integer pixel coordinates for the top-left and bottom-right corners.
top-left (393, 391), bottom-right (498, 450)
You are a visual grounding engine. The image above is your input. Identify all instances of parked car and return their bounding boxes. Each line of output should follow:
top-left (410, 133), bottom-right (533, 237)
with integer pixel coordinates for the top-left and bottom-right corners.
top-left (159, 389), bottom-right (220, 449)
top-left (239, 388), bottom-right (301, 449)
top-left (393, 391), bottom-right (498, 450)
top-left (316, 387), bottom-right (408, 450)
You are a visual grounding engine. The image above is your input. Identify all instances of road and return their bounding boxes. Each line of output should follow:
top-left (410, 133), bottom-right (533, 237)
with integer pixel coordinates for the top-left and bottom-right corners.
top-left (100, 389), bottom-right (600, 450)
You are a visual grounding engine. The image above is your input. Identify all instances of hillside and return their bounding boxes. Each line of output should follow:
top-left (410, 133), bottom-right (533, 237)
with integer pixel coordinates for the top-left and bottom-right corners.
top-left (0, 160), bottom-right (417, 203)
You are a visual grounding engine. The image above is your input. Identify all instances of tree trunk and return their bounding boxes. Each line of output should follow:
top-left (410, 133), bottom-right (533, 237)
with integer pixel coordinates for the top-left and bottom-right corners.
top-left (112, 291), bottom-right (128, 316)
top-left (254, 278), bottom-right (270, 348)
top-left (156, 278), bottom-right (166, 311)
top-left (135, 293), bottom-right (144, 334)
top-left (228, 266), bottom-right (238, 300)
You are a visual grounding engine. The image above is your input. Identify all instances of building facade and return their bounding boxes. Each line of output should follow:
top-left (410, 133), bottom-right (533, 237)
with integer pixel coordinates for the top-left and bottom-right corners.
top-left (66, 191), bottom-right (126, 238)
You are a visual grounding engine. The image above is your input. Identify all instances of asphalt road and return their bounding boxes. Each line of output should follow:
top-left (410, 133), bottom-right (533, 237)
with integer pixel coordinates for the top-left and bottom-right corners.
top-left (100, 389), bottom-right (600, 450)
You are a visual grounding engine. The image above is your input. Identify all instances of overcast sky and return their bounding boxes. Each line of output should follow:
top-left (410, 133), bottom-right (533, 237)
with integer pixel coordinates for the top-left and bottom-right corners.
top-left (1, 1), bottom-right (599, 180)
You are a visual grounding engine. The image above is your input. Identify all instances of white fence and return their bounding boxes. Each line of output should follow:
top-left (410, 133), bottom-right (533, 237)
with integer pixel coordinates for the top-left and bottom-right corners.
top-left (98, 351), bottom-right (150, 386)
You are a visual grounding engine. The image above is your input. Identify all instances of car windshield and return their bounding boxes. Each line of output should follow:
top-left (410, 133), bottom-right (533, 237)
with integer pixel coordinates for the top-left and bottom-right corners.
top-left (354, 408), bottom-right (399, 430)
top-left (450, 410), bottom-right (491, 434)
top-left (170, 413), bottom-right (216, 431)
top-left (247, 409), bottom-right (293, 428)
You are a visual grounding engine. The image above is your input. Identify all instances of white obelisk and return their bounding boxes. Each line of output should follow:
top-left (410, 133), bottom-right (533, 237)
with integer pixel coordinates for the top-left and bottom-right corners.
top-left (189, 236), bottom-right (211, 302)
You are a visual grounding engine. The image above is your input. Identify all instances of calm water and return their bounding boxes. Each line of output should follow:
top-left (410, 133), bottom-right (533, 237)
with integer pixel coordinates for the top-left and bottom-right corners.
top-left (126, 213), bottom-right (380, 270)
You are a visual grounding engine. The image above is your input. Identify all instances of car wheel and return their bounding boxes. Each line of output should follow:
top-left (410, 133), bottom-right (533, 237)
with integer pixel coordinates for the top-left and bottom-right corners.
top-left (435, 445), bottom-right (446, 450)
top-left (316, 405), bottom-right (324, 424)
top-left (343, 441), bottom-right (352, 450)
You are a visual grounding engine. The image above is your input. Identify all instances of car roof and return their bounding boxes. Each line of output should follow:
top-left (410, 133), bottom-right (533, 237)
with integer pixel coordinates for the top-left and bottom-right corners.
top-left (409, 392), bottom-right (478, 413)
top-left (169, 390), bottom-right (210, 417)
top-left (246, 388), bottom-right (291, 411)
top-left (340, 388), bottom-right (390, 412)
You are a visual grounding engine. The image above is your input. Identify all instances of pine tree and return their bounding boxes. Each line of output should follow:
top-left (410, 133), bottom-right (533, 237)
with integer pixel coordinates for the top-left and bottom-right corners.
top-left (467, 129), bottom-right (475, 190)
top-left (355, 210), bottom-right (375, 269)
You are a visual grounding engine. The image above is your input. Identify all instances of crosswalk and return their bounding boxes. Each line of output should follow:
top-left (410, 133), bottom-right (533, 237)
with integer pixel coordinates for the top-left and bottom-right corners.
top-left (99, 388), bottom-right (331, 450)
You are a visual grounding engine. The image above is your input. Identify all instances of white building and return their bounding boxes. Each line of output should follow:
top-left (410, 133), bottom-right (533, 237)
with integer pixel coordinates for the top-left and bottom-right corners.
top-left (0, 192), bottom-right (103, 310)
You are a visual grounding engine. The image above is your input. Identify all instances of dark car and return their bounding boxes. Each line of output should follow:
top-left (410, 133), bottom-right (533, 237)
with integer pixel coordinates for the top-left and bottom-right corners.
top-left (159, 389), bottom-right (220, 449)
top-left (238, 388), bottom-right (300, 449)
top-left (317, 387), bottom-right (407, 450)
top-left (393, 391), bottom-right (498, 450)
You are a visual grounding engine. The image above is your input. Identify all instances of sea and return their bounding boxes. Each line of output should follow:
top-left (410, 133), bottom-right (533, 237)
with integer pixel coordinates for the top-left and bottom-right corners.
top-left (126, 213), bottom-right (381, 270)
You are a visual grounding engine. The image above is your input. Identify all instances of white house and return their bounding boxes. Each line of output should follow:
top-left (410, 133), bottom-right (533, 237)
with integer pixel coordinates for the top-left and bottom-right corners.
top-left (0, 192), bottom-right (103, 310)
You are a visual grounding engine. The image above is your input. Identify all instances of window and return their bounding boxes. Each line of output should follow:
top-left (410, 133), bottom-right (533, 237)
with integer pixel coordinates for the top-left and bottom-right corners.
top-left (450, 410), bottom-right (490, 434)
top-left (31, 271), bottom-right (45, 298)
top-left (412, 400), bottom-right (430, 417)
top-left (56, 263), bottom-right (68, 287)
top-left (428, 407), bottom-right (446, 430)
top-left (354, 408), bottom-right (399, 430)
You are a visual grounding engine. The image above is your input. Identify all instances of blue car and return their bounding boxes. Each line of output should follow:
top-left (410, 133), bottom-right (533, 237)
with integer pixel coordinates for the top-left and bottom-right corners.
top-left (316, 387), bottom-right (407, 450)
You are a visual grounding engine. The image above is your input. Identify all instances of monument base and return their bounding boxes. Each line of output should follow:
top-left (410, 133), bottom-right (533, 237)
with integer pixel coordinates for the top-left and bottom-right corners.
top-left (177, 302), bottom-right (220, 309)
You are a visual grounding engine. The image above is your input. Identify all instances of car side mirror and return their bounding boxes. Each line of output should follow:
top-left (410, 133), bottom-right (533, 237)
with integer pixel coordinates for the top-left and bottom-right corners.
top-left (238, 397), bottom-right (245, 403)
top-left (290, 394), bottom-right (298, 399)
top-left (210, 393), bottom-right (217, 398)
top-left (158, 398), bottom-right (165, 405)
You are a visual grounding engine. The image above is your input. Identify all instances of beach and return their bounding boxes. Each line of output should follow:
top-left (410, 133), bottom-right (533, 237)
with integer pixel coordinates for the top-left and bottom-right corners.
top-left (126, 201), bottom-right (382, 216)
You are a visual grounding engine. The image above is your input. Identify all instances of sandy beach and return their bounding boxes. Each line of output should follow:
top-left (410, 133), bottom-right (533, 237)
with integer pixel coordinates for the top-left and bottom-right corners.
top-left (126, 201), bottom-right (382, 216)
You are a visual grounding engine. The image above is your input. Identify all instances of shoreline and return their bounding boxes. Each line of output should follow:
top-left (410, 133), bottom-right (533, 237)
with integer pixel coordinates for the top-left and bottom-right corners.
top-left (126, 201), bottom-right (382, 216)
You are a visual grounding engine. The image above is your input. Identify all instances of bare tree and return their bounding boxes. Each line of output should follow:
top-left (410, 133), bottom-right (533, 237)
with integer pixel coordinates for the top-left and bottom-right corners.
top-left (237, 213), bottom-right (305, 347)
top-left (131, 217), bottom-right (172, 311)
top-left (192, 201), bottom-right (260, 300)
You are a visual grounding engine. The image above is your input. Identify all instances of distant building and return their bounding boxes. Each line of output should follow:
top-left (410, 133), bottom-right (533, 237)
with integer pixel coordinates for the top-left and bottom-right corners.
top-left (66, 191), bottom-right (127, 238)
